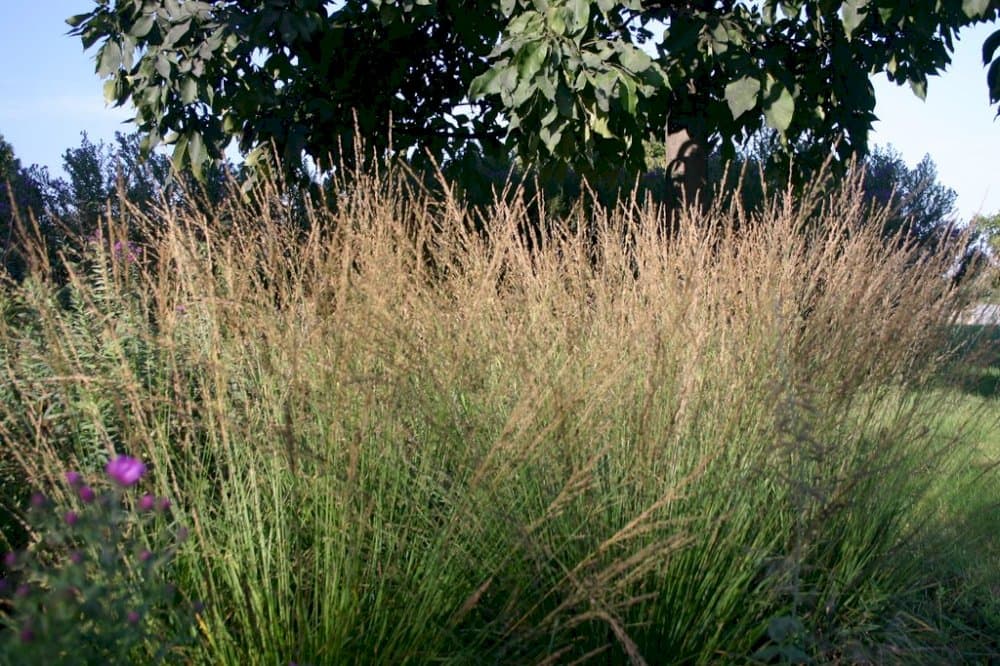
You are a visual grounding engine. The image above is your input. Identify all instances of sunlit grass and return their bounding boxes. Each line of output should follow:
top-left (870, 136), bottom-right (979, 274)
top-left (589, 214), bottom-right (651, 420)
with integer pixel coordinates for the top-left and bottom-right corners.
top-left (0, 162), bottom-right (997, 664)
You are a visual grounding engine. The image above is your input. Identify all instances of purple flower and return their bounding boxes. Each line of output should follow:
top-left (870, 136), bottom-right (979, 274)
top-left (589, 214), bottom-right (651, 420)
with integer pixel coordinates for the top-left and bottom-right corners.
top-left (175, 304), bottom-right (187, 314)
top-left (3, 552), bottom-right (16, 567)
top-left (138, 549), bottom-right (153, 563)
top-left (126, 610), bottom-right (141, 625)
top-left (78, 486), bottom-right (96, 503)
top-left (106, 456), bottom-right (146, 487)
top-left (15, 584), bottom-right (30, 598)
top-left (65, 471), bottom-right (83, 486)
top-left (19, 626), bottom-right (34, 643)
top-left (65, 510), bottom-right (79, 526)
top-left (112, 240), bottom-right (141, 264)
top-left (69, 551), bottom-right (84, 565)
top-left (138, 494), bottom-right (156, 511)
top-left (30, 492), bottom-right (47, 508)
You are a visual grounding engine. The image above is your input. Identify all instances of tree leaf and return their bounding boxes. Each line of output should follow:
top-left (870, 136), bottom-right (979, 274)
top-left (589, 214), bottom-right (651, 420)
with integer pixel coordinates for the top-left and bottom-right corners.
top-left (165, 20), bottom-right (191, 47)
top-left (517, 41), bottom-right (549, 81)
top-left (587, 109), bottom-right (614, 138)
top-left (546, 6), bottom-right (567, 36)
top-left (131, 14), bottom-right (156, 38)
top-left (983, 29), bottom-right (1000, 65)
top-left (66, 13), bottom-right (91, 28)
top-left (155, 55), bottom-right (172, 79)
top-left (840, 0), bottom-right (868, 37)
top-left (188, 131), bottom-right (205, 180)
top-left (620, 46), bottom-right (652, 73)
top-left (103, 78), bottom-right (119, 104)
top-left (988, 57), bottom-right (1000, 104)
top-left (763, 81), bottom-right (795, 132)
top-left (962, 0), bottom-right (990, 19)
top-left (97, 41), bottom-right (122, 77)
top-left (180, 77), bottom-right (198, 104)
top-left (725, 76), bottom-right (761, 119)
top-left (567, 0), bottom-right (590, 34)
top-left (469, 67), bottom-right (504, 98)
top-left (620, 74), bottom-right (638, 115)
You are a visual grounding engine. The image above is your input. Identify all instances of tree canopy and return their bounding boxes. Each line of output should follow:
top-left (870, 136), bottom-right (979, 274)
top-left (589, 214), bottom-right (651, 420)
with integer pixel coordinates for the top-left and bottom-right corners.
top-left (69, 0), bottom-right (1000, 184)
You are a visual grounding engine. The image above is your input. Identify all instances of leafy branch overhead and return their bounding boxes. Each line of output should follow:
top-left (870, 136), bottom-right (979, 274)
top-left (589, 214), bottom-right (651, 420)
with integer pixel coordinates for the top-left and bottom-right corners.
top-left (68, 0), bottom-right (1000, 182)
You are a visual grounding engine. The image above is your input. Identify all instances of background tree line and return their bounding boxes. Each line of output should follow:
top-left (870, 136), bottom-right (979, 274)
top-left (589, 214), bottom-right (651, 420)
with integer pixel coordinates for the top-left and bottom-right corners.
top-left (2, 124), bottom-right (990, 287)
top-left (1, 131), bottom-right (233, 283)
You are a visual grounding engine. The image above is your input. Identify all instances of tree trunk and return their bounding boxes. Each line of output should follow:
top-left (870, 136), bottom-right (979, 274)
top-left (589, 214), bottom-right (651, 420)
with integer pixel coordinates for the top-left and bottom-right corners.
top-left (664, 126), bottom-right (708, 209)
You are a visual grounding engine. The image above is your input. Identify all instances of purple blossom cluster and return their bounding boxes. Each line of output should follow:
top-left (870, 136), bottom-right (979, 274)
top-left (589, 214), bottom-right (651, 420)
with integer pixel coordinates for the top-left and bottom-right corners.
top-left (0, 455), bottom-right (198, 660)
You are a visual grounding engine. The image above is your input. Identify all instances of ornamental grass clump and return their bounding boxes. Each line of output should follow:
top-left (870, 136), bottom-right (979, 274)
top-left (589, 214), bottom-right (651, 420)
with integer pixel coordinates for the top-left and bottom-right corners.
top-left (0, 456), bottom-right (197, 665)
top-left (0, 155), bottom-right (996, 663)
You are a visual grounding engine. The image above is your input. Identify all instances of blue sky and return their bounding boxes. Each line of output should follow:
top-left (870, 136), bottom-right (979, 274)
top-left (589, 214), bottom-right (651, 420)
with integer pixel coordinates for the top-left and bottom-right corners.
top-left (1, 2), bottom-right (998, 220)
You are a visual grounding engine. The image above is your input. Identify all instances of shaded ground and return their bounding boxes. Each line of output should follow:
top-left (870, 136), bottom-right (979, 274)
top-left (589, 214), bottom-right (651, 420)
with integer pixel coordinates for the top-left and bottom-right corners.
top-left (945, 322), bottom-right (1000, 398)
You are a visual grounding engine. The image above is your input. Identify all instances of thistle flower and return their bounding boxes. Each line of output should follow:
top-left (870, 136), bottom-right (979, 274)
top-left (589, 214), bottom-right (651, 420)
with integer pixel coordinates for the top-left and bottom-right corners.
top-left (105, 456), bottom-right (146, 487)
top-left (139, 494), bottom-right (156, 512)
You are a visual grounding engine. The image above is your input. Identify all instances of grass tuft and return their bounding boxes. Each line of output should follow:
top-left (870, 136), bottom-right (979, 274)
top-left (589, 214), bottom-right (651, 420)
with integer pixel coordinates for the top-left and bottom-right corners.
top-left (0, 161), bottom-right (997, 663)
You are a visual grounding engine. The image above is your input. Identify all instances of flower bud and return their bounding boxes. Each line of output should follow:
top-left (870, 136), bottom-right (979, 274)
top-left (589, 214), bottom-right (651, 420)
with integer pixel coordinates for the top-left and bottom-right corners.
top-left (65, 471), bottom-right (83, 486)
top-left (78, 486), bottom-right (96, 503)
top-left (139, 494), bottom-right (156, 511)
top-left (65, 511), bottom-right (79, 526)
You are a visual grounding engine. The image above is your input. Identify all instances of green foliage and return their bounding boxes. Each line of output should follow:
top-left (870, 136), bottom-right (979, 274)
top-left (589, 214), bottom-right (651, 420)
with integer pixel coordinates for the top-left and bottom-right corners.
top-left (48, 131), bottom-right (230, 239)
top-left (973, 209), bottom-right (1000, 253)
top-left (0, 135), bottom-right (49, 282)
top-left (0, 467), bottom-right (197, 664)
top-left (68, 1), bottom-right (1000, 185)
top-left (858, 146), bottom-right (959, 243)
top-left (985, 27), bottom-right (1000, 111)
top-left (68, 0), bottom-right (507, 181)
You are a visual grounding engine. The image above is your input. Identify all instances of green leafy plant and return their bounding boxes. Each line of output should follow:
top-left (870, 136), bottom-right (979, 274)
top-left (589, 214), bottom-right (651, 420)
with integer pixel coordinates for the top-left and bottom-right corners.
top-left (66, 0), bottom-right (1000, 189)
top-left (0, 456), bottom-right (198, 665)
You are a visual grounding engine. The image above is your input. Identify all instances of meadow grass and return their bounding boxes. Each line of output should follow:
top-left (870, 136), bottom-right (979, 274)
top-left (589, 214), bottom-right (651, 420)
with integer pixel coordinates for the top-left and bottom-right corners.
top-left (0, 162), bottom-right (997, 664)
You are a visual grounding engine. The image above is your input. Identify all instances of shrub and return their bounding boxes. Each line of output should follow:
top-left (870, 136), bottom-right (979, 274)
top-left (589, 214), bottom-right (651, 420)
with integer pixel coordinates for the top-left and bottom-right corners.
top-left (0, 457), bottom-right (197, 664)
